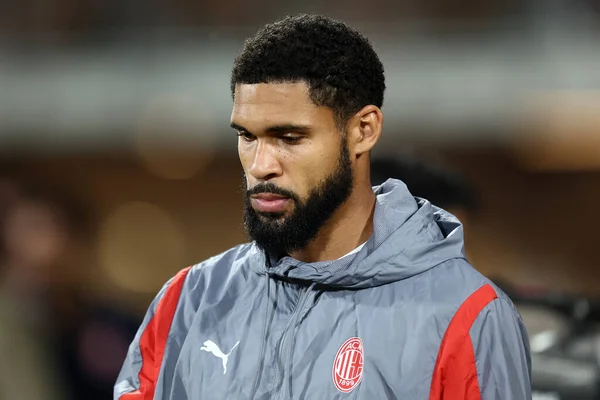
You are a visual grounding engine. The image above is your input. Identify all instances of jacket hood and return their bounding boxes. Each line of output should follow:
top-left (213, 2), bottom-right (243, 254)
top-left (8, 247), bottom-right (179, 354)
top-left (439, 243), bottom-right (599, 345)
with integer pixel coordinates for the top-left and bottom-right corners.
top-left (252, 178), bottom-right (467, 289)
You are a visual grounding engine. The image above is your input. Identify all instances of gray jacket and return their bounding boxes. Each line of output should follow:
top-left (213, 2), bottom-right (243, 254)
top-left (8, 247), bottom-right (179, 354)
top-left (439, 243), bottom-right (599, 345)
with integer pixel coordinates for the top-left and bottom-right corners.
top-left (115, 179), bottom-right (532, 399)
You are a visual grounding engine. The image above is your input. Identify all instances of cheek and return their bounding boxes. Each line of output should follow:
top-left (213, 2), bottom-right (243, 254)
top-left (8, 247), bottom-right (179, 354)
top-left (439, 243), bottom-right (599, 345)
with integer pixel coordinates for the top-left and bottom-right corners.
top-left (292, 162), bottom-right (327, 197)
top-left (311, 148), bottom-right (340, 176)
top-left (288, 143), bottom-right (337, 188)
top-left (238, 148), bottom-right (256, 189)
top-left (238, 145), bottom-right (252, 172)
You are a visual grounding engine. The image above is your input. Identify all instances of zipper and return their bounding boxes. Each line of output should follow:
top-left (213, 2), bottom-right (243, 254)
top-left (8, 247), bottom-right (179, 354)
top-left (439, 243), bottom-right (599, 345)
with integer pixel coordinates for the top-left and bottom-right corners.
top-left (274, 284), bottom-right (315, 400)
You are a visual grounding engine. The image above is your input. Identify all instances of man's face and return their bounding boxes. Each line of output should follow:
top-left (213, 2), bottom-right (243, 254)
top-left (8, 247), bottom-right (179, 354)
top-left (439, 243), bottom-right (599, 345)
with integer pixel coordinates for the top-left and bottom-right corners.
top-left (231, 82), bottom-right (353, 256)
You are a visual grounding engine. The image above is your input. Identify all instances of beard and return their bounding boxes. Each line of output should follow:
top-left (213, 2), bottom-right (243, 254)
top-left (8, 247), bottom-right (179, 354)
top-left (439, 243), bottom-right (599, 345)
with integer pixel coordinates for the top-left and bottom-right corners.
top-left (243, 137), bottom-right (353, 258)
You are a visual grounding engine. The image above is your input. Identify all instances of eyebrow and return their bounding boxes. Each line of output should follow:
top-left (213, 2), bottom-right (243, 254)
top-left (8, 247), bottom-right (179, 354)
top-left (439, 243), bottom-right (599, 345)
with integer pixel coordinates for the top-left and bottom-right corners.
top-left (230, 122), bottom-right (312, 134)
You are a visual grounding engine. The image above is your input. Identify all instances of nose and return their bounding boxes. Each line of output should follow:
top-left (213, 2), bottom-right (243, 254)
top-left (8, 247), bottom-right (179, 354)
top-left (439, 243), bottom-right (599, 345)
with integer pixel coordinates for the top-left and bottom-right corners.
top-left (245, 140), bottom-right (283, 181)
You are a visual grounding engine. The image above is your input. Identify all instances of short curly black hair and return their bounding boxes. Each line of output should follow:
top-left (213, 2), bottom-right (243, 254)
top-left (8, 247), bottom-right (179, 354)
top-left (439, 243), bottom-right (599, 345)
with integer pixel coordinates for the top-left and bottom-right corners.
top-left (231, 14), bottom-right (386, 129)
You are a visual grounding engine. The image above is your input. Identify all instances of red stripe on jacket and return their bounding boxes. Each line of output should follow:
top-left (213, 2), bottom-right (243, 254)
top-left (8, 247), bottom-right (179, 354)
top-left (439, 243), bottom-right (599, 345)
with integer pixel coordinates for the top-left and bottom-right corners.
top-left (120, 267), bottom-right (191, 400)
top-left (429, 283), bottom-right (498, 400)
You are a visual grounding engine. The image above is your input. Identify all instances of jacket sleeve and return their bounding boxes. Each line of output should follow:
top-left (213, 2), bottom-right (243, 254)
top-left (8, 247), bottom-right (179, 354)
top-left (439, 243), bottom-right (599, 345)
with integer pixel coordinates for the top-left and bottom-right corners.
top-left (469, 296), bottom-right (532, 400)
top-left (114, 267), bottom-right (191, 400)
top-left (429, 284), bottom-right (532, 400)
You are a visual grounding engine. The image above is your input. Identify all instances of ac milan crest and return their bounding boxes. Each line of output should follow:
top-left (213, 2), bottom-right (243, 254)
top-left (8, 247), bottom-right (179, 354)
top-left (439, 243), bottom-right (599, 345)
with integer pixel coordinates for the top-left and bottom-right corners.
top-left (332, 337), bottom-right (364, 393)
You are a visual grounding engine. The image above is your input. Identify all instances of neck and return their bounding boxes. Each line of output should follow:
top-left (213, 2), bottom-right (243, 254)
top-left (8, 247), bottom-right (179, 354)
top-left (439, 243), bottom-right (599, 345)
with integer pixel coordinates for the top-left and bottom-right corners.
top-left (290, 182), bottom-right (376, 263)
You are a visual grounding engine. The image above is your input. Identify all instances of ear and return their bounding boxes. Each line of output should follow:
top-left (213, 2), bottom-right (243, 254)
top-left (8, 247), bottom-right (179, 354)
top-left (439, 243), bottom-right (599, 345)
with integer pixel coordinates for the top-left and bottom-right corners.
top-left (347, 105), bottom-right (383, 156)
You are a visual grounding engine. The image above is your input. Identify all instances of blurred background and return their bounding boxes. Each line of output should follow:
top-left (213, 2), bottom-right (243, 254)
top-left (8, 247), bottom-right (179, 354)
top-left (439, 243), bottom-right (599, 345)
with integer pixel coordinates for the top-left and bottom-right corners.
top-left (2, 0), bottom-right (600, 399)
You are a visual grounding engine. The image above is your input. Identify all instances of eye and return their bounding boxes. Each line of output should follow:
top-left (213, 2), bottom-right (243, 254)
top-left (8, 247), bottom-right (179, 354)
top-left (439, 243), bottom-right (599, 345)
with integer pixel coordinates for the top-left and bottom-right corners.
top-left (280, 135), bottom-right (303, 145)
top-left (237, 131), bottom-right (256, 142)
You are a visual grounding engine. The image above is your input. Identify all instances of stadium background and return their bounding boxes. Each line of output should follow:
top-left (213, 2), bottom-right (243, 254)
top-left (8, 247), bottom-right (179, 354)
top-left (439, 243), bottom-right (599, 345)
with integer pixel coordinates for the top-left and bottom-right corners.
top-left (1, 1), bottom-right (600, 398)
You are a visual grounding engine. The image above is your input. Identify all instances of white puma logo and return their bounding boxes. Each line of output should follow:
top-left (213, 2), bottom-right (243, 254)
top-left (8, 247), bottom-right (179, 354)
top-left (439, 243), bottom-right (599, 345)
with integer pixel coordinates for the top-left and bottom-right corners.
top-left (200, 340), bottom-right (240, 374)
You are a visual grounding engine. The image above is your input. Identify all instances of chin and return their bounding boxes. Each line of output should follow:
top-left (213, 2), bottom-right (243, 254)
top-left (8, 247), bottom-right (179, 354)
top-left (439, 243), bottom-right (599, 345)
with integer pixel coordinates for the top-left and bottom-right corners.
top-left (257, 211), bottom-right (287, 220)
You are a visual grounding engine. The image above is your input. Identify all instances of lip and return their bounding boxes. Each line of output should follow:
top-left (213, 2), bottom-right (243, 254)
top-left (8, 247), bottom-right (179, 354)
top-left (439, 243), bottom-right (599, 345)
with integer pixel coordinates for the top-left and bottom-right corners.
top-left (250, 194), bottom-right (291, 213)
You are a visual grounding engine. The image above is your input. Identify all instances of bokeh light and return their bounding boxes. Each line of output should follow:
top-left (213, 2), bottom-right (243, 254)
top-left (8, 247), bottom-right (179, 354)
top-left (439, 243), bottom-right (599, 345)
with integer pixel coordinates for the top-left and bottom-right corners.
top-left (97, 201), bottom-right (187, 294)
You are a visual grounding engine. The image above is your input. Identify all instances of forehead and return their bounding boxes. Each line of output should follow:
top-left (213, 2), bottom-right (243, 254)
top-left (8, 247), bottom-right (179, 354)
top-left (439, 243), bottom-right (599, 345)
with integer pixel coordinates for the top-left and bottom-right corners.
top-left (231, 82), bottom-right (334, 129)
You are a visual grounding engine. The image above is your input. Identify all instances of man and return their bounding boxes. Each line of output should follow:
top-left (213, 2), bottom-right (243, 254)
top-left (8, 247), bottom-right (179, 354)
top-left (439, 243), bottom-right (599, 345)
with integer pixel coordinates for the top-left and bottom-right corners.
top-left (115, 14), bottom-right (531, 399)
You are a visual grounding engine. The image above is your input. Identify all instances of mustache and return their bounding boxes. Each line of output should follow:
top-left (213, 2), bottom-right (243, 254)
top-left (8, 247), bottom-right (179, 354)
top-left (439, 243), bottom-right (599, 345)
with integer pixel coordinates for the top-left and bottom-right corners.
top-left (246, 182), bottom-right (299, 202)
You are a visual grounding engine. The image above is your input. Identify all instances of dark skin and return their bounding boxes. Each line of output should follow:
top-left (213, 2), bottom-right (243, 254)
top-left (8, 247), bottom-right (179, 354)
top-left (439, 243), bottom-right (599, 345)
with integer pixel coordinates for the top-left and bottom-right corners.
top-left (231, 82), bottom-right (384, 262)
